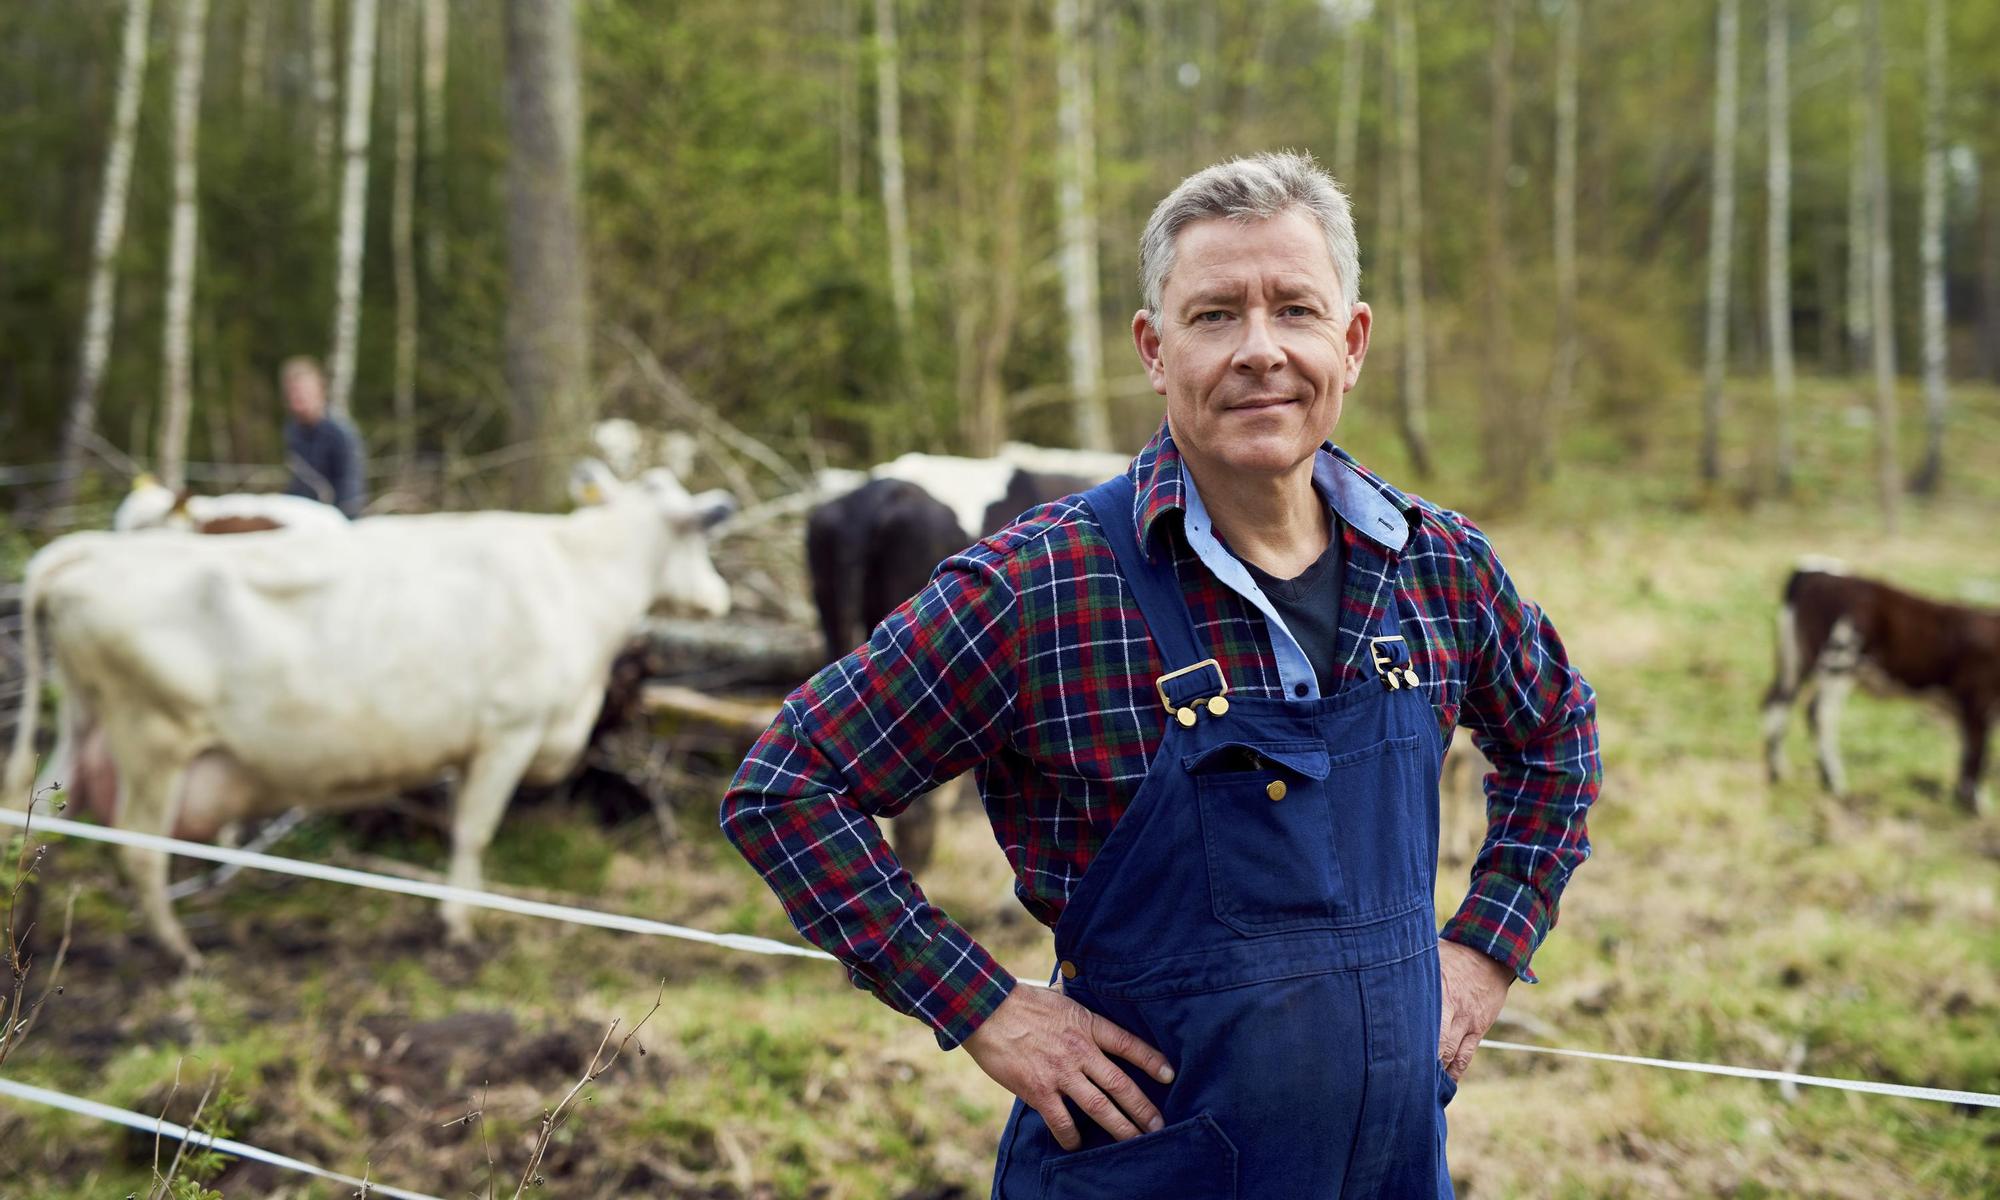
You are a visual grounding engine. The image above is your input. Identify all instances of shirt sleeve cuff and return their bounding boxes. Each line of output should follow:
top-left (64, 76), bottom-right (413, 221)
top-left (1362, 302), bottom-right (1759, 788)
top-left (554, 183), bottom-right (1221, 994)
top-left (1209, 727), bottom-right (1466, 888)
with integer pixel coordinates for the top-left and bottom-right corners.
top-left (1441, 872), bottom-right (1551, 985)
top-left (863, 921), bottom-right (1018, 1051)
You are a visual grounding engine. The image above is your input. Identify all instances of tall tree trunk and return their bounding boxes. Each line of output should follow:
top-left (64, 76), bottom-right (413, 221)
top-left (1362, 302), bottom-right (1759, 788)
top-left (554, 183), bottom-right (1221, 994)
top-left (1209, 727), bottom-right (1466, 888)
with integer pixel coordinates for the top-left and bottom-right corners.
top-left (949, 0), bottom-right (994, 454)
top-left (1389, 0), bottom-right (1432, 478)
top-left (327, 0), bottom-right (380, 418)
top-left (1910, 0), bottom-right (1948, 495)
top-left (504, 0), bottom-right (592, 507)
top-left (971, 1), bottom-right (1031, 457)
top-left (54, 0), bottom-right (154, 513)
top-left (1547, 0), bottom-right (1579, 480)
top-left (310, 0), bottom-right (338, 177)
top-left (1332, 4), bottom-right (1364, 189)
top-left (1981, 155), bottom-right (2000, 386)
top-left (157, 0), bottom-right (211, 492)
top-left (1863, 0), bottom-right (1898, 531)
top-left (1766, 0), bottom-right (1795, 493)
top-left (392, 0), bottom-right (419, 476)
top-left (1699, 0), bottom-right (1739, 485)
top-left (1056, 0), bottom-right (1111, 451)
top-left (240, 0), bottom-right (267, 106)
top-left (422, 0), bottom-right (449, 280)
top-left (1844, 43), bottom-right (1870, 372)
top-left (834, 0), bottom-right (860, 239)
top-left (873, 0), bottom-right (920, 421)
top-left (1480, 0), bottom-right (1519, 498)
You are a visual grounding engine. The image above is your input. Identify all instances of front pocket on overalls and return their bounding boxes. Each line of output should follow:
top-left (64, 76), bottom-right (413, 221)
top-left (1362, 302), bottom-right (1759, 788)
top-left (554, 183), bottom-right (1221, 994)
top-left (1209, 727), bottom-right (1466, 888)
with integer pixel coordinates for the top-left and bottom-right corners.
top-left (1323, 733), bottom-right (1432, 915)
top-left (1189, 740), bottom-right (1341, 936)
top-left (1041, 1112), bottom-right (1239, 1200)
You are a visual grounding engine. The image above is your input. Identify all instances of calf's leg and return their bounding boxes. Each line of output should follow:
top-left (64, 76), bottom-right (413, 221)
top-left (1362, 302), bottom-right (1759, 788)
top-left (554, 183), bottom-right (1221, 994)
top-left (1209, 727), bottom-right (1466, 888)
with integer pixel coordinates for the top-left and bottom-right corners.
top-left (1955, 705), bottom-right (1992, 816)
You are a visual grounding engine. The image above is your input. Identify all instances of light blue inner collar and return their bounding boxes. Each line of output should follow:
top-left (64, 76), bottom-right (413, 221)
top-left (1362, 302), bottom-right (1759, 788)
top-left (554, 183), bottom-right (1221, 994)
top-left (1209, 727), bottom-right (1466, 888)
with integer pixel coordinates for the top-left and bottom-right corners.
top-left (1179, 447), bottom-right (1402, 702)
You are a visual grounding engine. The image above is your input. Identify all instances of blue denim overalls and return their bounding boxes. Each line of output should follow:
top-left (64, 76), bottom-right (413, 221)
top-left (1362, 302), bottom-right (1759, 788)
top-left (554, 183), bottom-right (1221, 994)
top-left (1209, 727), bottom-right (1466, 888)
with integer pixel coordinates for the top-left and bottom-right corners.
top-left (989, 475), bottom-right (1455, 1199)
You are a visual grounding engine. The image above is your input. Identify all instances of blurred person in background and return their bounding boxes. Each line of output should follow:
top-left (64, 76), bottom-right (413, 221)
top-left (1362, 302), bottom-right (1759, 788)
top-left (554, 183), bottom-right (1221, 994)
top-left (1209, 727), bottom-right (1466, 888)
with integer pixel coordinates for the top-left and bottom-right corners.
top-left (280, 355), bottom-right (366, 517)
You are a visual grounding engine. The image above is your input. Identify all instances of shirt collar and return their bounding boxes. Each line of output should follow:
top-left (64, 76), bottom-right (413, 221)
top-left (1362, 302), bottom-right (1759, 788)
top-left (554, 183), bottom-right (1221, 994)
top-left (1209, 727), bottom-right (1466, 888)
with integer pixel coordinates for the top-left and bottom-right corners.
top-left (1128, 418), bottom-right (1417, 558)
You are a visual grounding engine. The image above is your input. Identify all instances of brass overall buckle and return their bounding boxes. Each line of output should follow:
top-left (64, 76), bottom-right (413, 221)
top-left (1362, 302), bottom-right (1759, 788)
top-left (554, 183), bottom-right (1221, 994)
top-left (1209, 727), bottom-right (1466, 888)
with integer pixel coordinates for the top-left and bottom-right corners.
top-left (1369, 635), bottom-right (1422, 691)
top-left (1155, 658), bottom-right (1231, 727)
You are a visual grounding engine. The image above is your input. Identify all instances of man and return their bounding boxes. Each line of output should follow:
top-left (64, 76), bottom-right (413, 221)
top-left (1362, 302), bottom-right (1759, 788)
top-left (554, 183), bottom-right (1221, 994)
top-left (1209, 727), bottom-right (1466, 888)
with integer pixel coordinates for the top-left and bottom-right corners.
top-left (280, 356), bottom-right (367, 516)
top-left (721, 152), bottom-right (1599, 1197)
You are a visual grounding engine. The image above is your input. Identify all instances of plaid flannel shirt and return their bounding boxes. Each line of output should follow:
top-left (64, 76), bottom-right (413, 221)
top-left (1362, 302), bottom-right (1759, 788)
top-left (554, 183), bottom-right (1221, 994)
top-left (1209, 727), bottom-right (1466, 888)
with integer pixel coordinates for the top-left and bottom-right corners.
top-left (721, 421), bottom-right (1600, 1050)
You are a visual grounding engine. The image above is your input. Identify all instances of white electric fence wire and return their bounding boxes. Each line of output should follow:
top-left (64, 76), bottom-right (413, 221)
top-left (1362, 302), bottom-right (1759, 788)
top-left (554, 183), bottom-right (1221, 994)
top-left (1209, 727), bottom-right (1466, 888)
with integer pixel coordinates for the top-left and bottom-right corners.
top-left (7, 809), bottom-right (1996, 1110)
top-left (0, 1078), bottom-right (446, 1200)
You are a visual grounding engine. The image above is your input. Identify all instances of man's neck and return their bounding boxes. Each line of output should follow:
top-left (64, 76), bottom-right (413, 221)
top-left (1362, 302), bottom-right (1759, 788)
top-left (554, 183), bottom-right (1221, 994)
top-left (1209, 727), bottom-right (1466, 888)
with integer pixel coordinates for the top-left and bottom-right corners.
top-left (1181, 451), bottom-right (1330, 580)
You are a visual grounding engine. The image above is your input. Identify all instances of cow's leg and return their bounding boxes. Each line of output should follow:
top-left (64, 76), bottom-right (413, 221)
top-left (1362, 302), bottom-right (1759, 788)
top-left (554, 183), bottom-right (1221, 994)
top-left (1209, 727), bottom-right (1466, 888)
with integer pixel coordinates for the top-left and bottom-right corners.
top-left (112, 739), bottom-right (202, 969)
top-left (1954, 704), bottom-right (1992, 816)
top-left (893, 773), bottom-right (963, 875)
top-left (1809, 670), bottom-right (1854, 798)
top-left (440, 734), bottom-right (540, 945)
top-left (1762, 596), bottom-right (1821, 784)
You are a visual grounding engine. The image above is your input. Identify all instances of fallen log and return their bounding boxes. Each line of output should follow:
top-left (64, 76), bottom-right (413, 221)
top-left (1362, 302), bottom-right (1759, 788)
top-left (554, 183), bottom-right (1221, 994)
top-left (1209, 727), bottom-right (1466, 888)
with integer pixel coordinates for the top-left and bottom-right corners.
top-left (640, 684), bottom-right (781, 737)
top-left (639, 616), bottom-right (826, 690)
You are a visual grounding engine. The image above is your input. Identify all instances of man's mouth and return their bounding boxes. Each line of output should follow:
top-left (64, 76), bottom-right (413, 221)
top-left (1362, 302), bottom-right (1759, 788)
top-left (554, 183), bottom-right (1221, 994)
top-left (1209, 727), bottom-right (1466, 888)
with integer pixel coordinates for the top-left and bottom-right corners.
top-left (1227, 396), bottom-right (1299, 411)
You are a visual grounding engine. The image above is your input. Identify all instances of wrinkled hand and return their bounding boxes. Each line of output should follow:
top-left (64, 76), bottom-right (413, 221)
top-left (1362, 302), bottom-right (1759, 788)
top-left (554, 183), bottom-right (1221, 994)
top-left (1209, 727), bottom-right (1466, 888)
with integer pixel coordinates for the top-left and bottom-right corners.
top-left (960, 984), bottom-right (1177, 1151)
top-left (1437, 938), bottom-right (1514, 1081)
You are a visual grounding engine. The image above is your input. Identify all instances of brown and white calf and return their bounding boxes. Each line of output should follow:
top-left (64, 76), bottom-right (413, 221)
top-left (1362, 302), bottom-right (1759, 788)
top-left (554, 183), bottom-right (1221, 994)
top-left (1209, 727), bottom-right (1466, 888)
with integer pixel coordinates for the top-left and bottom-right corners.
top-left (1760, 561), bottom-right (1997, 814)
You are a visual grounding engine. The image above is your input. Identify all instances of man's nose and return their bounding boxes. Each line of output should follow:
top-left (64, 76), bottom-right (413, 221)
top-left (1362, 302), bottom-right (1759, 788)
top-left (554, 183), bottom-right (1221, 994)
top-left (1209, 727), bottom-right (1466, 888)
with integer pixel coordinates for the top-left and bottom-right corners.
top-left (1232, 313), bottom-right (1286, 374)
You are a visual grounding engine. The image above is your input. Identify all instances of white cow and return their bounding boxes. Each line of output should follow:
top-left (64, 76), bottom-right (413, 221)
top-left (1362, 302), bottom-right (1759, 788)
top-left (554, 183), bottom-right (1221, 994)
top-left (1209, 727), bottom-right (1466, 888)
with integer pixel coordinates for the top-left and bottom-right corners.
top-left (112, 476), bottom-right (352, 535)
top-left (4, 467), bottom-right (733, 966)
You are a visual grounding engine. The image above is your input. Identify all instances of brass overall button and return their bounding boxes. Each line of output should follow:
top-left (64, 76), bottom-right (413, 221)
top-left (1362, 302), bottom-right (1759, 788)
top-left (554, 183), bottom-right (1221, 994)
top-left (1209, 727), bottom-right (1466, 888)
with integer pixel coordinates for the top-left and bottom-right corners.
top-left (1265, 780), bottom-right (1287, 802)
top-left (1059, 960), bottom-right (1078, 980)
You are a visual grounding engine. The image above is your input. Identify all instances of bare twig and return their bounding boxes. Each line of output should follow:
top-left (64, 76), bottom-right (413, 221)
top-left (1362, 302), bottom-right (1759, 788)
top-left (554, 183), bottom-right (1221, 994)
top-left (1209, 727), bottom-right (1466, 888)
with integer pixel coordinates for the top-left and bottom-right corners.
top-left (2, 788), bottom-right (70, 1073)
top-left (511, 980), bottom-right (667, 1197)
top-left (608, 326), bottom-right (809, 493)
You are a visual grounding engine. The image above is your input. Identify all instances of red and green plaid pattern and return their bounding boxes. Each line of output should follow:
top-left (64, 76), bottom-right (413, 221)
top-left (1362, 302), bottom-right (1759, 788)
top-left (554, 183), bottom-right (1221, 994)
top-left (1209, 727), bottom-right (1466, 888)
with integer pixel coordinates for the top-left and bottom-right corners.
top-left (721, 421), bottom-right (1600, 1049)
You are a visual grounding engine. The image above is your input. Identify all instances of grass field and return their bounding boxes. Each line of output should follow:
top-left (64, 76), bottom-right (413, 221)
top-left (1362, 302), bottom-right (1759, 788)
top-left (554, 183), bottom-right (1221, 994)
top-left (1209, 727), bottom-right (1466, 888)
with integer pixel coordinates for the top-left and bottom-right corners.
top-left (2, 374), bottom-right (1996, 1198)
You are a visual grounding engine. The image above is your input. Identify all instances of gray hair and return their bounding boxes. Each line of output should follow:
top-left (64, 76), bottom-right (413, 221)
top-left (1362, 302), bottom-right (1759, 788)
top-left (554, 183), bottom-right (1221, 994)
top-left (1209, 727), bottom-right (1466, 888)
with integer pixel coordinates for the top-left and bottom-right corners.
top-left (1138, 151), bottom-right (1360, 329)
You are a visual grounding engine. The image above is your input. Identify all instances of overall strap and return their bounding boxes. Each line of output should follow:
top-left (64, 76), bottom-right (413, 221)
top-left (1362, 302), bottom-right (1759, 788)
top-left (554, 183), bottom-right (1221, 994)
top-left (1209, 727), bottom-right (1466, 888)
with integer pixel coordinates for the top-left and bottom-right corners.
top-left (1081, 475), bottom-right (1210, 678)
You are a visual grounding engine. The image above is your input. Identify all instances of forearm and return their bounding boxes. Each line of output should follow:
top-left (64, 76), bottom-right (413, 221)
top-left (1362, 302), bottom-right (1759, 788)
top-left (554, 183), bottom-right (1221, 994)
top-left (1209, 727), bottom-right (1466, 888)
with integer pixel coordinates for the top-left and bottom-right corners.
top-left (721, 710), bottom-right (1016, 1047)
top-left (1443, 669), bottom-right (1599, 981)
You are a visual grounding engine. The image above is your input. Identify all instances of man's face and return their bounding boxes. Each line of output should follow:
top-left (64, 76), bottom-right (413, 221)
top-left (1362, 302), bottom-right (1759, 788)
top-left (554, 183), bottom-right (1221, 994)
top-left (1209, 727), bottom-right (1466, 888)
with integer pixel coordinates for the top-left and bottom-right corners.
top-left (285, 369), bottom-right (325, 425)
top-left (1134, 208), bottom-right (1370, 482)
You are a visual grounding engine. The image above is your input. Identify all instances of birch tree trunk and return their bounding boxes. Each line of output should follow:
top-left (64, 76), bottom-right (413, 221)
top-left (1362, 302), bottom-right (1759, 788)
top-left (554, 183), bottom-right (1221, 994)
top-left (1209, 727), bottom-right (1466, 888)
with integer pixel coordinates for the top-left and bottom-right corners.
top-left (392, 0), bottom-right (419, 473)
top-left (157, 0), bottom-right (211, 493)
top-left (1981, 158), bottom-right (2000, 386)
top-left (1480, 0), bottom-right (1519, 497)
top-left (1910, 0), bottom-right (1948, 495)
top-left (1389, 0), bottom-right (1432, 478)
top-left (873, 0), bottom-right (919, 410)
top-left (326, 0), bottom-right (380, 418)
top-left (970, 1), bottom-right (1031, 457)
top-left (1699, 0), bottom-right (1738, 485)
top-left (1863, 0), bottom-right (1899, 531)
top-left (1845, 41), bottom-right (1870, 372)
top-left (950, 0), bottom-right (985, 452)
top-left (310, 0), bottom-right (338, 177)
top-left (1055, 0), bottom-right (1111, 451)
top-left (1766, 0), bottom-right (1795, 493)
top-left (834, 0), bottom-right (860, 239)
top-left (504, 0), bottom-right (592, 507)
top-left (54, 0), bottom-right (153, 513)
top-left (1332, 3), bottom-right (1364, 189)
top-left (1547, 0), bottom-right (1579, 479)
top-left (422, 0), bottom-right (449, 280)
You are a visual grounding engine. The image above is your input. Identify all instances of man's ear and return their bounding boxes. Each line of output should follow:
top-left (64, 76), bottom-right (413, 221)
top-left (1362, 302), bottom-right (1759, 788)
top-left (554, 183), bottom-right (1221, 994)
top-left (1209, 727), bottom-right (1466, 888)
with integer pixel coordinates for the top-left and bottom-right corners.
top-left (1132, 310), bottom-right (1168, 396)
top-left (1341, 301), bottom-right (1373, 392)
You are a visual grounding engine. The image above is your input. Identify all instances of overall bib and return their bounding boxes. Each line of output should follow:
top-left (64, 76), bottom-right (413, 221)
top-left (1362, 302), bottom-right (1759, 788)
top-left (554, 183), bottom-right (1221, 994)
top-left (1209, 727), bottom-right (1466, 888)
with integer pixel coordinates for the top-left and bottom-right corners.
top-left (990, 477), bottom-right (1455, 1200)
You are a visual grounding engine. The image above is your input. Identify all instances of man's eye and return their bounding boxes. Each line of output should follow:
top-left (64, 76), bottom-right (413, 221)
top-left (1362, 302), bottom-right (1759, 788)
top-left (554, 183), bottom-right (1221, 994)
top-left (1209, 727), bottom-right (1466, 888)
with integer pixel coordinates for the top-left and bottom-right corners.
top-left (1280, 304), bottom-right (1314, 318)
top-left (1194, 310), bottom-right (1229, 323)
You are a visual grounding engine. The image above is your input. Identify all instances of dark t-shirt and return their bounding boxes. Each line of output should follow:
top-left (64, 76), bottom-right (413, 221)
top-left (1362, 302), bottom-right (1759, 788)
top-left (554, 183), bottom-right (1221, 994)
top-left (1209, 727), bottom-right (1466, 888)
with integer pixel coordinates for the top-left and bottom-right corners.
top-left (1236, 520), bottom-right (1345, 694)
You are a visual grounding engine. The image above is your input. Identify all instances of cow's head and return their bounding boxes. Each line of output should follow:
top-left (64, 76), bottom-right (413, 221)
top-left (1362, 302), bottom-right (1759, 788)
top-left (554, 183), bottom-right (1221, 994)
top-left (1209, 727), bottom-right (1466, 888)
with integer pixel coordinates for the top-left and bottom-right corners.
top-left (111, 475), bottom-right (192, 532)
top-left (632, 466), bottom-right (736, 618)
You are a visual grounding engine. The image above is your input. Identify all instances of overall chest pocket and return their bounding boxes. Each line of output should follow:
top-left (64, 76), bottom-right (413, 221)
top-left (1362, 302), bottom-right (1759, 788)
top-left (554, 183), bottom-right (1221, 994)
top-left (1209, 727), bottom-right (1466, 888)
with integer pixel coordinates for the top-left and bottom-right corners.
top-left (1187, 739), bottom-right (1342, 936)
